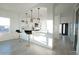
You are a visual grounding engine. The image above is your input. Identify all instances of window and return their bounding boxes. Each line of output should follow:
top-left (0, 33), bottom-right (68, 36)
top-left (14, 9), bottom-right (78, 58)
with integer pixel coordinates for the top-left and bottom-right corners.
top-left (0, 17), bottom-right (10, 33)
top-left (59, 24), bottom-right (62, 34)
top-left (47, 20), bottom-right (53, 33)
top-left (63, 24), bottom-right (65, 34)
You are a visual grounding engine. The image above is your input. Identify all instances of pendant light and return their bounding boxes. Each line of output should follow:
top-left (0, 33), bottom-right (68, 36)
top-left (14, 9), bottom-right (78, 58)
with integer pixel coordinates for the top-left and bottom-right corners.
top-left (30, 10), bottom-right (33, 22)
top-left (37, 8), bottom-right (40, 21)
top-left (33, 8), bottom-right (41, 31)
top-left (25, 13), bottom-right (28, 24)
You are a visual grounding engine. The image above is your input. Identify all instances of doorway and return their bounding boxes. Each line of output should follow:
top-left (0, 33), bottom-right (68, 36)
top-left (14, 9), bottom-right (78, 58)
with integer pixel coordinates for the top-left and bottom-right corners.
top-left (62, 23), bottom-right (68, 35)
top-left (59, 23), bottom-right (68, 35)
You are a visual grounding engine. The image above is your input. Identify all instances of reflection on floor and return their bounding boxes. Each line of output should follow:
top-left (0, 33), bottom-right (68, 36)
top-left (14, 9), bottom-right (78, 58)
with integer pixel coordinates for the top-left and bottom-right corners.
top-left (0, 39), bottom-right (54, 55)
top-left (53, 36), bottom-right (76, 55)
top-left (0, 36), bottom-right (76, 55)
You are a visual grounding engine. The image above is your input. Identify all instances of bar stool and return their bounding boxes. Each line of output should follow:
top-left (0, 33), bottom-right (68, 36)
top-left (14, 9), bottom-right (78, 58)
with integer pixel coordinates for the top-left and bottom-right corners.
top-left (16, 30), bottom-right (21, 39)
top-left (24, 30), bottom-right (32, 46)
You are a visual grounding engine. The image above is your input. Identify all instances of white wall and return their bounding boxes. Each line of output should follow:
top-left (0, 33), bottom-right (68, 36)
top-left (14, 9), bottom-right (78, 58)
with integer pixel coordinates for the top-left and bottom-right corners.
top-left (0, 9), bottom-right (20, 41)
top-left (53, 4), bottom-right (75, 42)
top-left (53, 3), bottom-right (75, 49)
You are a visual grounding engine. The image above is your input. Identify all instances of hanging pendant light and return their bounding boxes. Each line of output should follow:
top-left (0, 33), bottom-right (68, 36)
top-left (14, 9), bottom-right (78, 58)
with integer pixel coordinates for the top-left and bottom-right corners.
top-left (37, 8), bottom-right (40, 21)
top-left (25, 13), bottom-right (28, 24)
top-left (30, 10), bottom-right (33, 22)
top-left (33, 8), bottom-right (41, 31)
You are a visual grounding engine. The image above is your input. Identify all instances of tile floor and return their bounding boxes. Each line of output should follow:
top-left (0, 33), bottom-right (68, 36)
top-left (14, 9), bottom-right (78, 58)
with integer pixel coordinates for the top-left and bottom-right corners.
top-left (0, 36), bottom-right (76, 55)
top-left (53, 36), bottom-right (76, 55)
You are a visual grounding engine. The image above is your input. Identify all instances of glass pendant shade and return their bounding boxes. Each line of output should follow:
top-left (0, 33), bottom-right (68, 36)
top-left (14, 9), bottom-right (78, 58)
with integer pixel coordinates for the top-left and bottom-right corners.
top-left (37, 8), bottom-right (40, 21)
top-left (30, 10), bottom-right (33, 22)
top-left (25, 13), bottom-right (28, 24)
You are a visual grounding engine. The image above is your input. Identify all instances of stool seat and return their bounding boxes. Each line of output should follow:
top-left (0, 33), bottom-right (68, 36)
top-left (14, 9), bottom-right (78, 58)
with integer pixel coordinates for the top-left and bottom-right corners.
top-left (24, 30), bottom-right (32, 34)
top-left (16, 30), bottom-right (21, 33)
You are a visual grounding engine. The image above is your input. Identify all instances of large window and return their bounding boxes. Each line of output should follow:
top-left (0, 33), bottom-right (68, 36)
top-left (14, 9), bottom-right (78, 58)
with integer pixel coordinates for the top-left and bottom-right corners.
top-left (47, 20), bottom-right (53, 33)
top-left (32, 20), bottom-right (53, 48)
top-left (59, 24), bottom-right (62, 34)
top-left (0, 17), bottom-right (10, 33)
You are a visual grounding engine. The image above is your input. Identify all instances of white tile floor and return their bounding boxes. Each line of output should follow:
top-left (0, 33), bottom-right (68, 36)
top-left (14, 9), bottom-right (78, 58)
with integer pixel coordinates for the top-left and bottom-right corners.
top-left (0, 36), bottom-right (76, 55)
top-left (0, 39), bottom-right (54, 55)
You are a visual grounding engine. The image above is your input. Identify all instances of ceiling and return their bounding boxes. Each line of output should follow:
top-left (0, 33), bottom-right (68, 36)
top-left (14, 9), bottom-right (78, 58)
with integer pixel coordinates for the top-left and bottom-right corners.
top-left (0, 3), bottom-right (38, 14)
top-left (55, 3), bottom-right (75, 16)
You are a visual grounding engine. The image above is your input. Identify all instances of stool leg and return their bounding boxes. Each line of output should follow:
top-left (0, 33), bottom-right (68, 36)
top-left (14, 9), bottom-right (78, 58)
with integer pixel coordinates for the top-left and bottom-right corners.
top-left (19, 33), bottom-right (21, 42)
top-left (19, 34), bottom-right (20, 39)
top-left (27, 34), bottom-right (30, 46)
top-left (28, 35), bottom-right (30, 44)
